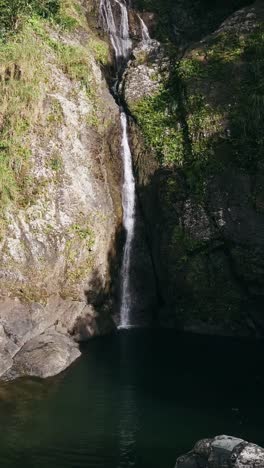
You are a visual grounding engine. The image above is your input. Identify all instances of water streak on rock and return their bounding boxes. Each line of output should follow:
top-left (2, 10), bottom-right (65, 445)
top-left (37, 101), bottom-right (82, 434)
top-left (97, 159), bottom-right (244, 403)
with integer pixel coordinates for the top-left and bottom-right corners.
top-left (100, 0), bottom-right (136, 328)
top-left (138, 14), bottom-right (151, 42)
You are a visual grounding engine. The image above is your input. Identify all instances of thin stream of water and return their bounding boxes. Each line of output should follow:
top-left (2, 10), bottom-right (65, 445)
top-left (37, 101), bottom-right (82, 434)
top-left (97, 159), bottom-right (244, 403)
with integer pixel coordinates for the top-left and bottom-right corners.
top-left (100, 0), bottom-right (145, 328)
top-left (138, 15), bottom-right (151, 42)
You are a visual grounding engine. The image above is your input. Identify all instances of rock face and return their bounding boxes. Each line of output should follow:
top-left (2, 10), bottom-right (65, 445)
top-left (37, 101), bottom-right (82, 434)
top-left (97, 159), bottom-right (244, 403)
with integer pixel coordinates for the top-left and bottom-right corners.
top-left (122, 1), bottom-right (264, 335)
top-left (175, 435), bottom-right (264, 468)
top-left (4, 331), bottom-right (81, 380)
top-left (0, 297), bottom-right (114, 378)
top-left (0, 1), bottom-right (122, 379)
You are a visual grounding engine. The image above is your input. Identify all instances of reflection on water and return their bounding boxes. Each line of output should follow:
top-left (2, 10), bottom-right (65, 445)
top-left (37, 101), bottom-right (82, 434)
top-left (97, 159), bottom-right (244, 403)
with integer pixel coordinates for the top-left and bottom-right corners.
top-left (0, 329), bottom-right (264, 468)
top-left (117, 384), bottom-right (138, 468)
top-left (117, 334), bottom-right (139, 468)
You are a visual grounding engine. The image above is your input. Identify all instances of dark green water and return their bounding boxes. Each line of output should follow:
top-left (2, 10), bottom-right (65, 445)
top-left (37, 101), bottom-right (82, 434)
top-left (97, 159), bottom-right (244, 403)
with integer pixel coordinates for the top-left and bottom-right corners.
top-left (0, 330), bottom-right (264, 468)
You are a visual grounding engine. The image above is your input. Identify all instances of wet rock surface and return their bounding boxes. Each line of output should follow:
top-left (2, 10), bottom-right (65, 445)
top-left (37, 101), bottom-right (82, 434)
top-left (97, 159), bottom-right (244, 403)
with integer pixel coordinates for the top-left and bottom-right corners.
top-left (175, 435), bottom-right (264, 468)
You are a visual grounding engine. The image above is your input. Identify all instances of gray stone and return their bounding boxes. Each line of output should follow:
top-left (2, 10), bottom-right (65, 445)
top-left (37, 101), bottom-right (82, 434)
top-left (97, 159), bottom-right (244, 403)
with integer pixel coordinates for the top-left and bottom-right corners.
top-left (209, 436), bottom-right (245, 468)
top-left (3, 330), bottom-right (81, 380)
top-left (0, 296), bottom-right (116, 380)
top-left (175, 436), bottom-right (264, 468)
top-left (235, 443), bottom-right (264, 468)
top-left (176, 453), bottom-right (207, 468)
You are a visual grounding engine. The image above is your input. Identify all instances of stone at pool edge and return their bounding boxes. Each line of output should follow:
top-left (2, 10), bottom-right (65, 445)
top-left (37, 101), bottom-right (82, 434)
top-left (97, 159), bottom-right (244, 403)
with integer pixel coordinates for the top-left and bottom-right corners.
top-left (3, 330), bottom-right (81, 380)
top-left (0, 297), bottom-right (116, 380)
top-left (175, 435), bottom-right (264, 468)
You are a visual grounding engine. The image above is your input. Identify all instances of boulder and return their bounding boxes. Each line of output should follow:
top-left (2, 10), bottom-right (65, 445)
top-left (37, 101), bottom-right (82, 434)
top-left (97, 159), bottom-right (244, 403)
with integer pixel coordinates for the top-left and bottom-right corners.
top-left (175, 436), bottom-right (264, 468)
top-left (3, 330), bottom-right (81, 380)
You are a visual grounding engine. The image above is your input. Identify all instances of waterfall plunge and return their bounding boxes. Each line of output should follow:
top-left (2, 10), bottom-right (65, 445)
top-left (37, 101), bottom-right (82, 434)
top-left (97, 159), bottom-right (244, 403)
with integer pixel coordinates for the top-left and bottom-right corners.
top-left (100, 0), bottom-right (136, 328)
top-left (120, 112), bottom-right (136, 328)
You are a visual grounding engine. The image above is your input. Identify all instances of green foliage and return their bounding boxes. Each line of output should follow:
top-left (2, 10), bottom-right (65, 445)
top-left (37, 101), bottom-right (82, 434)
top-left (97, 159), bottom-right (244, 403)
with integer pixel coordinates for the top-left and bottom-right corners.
top-left (132, 86), bottom-right (185, 167)
top-left (0, 0), bottom-right (108, 222)
top-left (229, 26), bottom-right (264, 172)
top-left (0, 0), bottom-right (60, 37)
top-left (133, 0), bottom-right (251, 42)
top-left (0, 22), bottom-right (46, 210)
top-left (133, 21), bottom-right (264, 188)
top-left (48, 152), bottom-right (63, 172)
top-left (70, 223), bottom-right (95, 246)
top-left (54, 42), bottom-right (93, 93)
top-left (89, 38), bottom-right (109, 65)
top-left (54, 0), bottom-right (87, 31)
top-left (187, 94), bottom-right (223, 160)
top-left (0, 155), bottom-right (18, 206)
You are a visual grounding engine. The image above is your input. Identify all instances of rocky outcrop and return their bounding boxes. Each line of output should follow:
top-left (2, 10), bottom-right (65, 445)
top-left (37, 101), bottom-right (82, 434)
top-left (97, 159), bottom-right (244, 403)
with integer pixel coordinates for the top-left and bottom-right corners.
top-left (0, 1), bottom-right (122, 379)
top-left (0, 297), bottom-right (114, 378)
top-left (122, 1), bottom-right (264, 335)
top-left (175, 435), bottom-right (264, 468)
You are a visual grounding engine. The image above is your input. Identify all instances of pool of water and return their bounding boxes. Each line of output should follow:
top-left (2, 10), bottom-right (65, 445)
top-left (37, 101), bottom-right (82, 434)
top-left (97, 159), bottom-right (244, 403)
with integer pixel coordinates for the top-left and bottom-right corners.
top-left (0, 329), bottom-right (264, 468)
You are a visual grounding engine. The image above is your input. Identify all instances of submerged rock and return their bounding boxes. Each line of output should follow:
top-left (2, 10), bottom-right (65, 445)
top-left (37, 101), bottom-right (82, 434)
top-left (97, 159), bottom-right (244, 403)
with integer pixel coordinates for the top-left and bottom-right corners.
top-left (175, 435), bottom-right (264, 468)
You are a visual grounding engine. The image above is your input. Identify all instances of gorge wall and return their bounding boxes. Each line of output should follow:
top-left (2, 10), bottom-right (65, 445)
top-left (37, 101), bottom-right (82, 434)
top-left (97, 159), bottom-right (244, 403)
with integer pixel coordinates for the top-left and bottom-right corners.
top-left (0, 0), bottom-right (124, 379)
top-left (121, 0), bottom-right (264, 336)
top-left (1, 0), bottom-right (264, 380)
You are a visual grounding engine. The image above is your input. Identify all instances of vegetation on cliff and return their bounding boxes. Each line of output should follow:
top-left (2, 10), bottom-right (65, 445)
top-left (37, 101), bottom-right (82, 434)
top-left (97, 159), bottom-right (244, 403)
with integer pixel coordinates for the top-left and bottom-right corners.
top-left (127, 2), bottom-right (264, 329)
top-left (134, 0), bottom-right (252, 42)
top-left (0, 0), bottom-right (108, 214)
top-left (132, 21), bottom-right (264, 178)
top-left (0, 0), bottom-right (117, 309)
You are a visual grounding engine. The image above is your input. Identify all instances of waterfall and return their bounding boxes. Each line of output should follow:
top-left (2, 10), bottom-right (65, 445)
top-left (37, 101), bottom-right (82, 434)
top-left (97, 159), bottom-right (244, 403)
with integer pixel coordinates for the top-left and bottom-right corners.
top-left (99, 0), bottom-right (136, 328)
top-left (138, 15), bottom-right (151, 43)
top-left (120, 111), bottom-right (136, 328)
top-left (99, 0), bottom-right (132, 68)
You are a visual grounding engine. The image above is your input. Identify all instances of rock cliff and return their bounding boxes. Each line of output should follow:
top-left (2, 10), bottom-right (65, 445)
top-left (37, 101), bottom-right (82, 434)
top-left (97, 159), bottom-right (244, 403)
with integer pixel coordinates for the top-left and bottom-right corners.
top-left (1, 0), bottom-right (264, 379)
top-left (0, 0), bottom-right (122, 379)
top-left (123, 0), bottom-right (264, 335)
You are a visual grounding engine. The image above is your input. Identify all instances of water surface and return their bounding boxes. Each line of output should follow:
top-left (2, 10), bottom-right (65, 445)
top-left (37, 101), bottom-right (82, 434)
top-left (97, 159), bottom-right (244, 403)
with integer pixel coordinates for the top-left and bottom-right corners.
top-left (0, 329), bottom-right (264, 468)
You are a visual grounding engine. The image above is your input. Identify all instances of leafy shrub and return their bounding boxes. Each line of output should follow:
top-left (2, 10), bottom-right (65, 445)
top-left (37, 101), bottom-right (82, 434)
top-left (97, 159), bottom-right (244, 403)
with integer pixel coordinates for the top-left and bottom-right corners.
top-left (0, 0), bottom-right (60, 36)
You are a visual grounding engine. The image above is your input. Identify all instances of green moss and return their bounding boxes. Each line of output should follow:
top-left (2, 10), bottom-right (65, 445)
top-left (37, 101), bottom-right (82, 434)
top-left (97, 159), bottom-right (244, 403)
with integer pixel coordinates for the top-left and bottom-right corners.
top-left (187, 94), bottom-right (224, 159)
top-left (89, 37), bottom-right (109, 65)
top-left (0, 22), bottom-right (47, 211)
top-left (48, 151), bottom-right (63, 172)
top-left (63, 219), bottom-right (96, 297)
top-left (0, 0), bottom-right (60, 37)
top-left (132, 87), bottom-right (185, 166)
top-left (133, 21), bottom-right (264, 189)
top-left (68, 219), bottom-right (95, 249)
top-left (133, 0), bottom-right (251, 43)
top-left (46, 99), bottom-right (64, 124)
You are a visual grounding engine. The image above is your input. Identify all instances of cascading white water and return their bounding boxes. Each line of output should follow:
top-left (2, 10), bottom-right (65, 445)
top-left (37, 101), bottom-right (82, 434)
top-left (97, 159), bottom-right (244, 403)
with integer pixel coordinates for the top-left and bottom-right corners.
top-left (119, 111), bottom-right (136, 328)
top-left (100, 0), bottom-right (132, 68)
top-left (100, 0), bottom-right (137, 328)
top-left (138, 15), bottom-right (151, 42)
